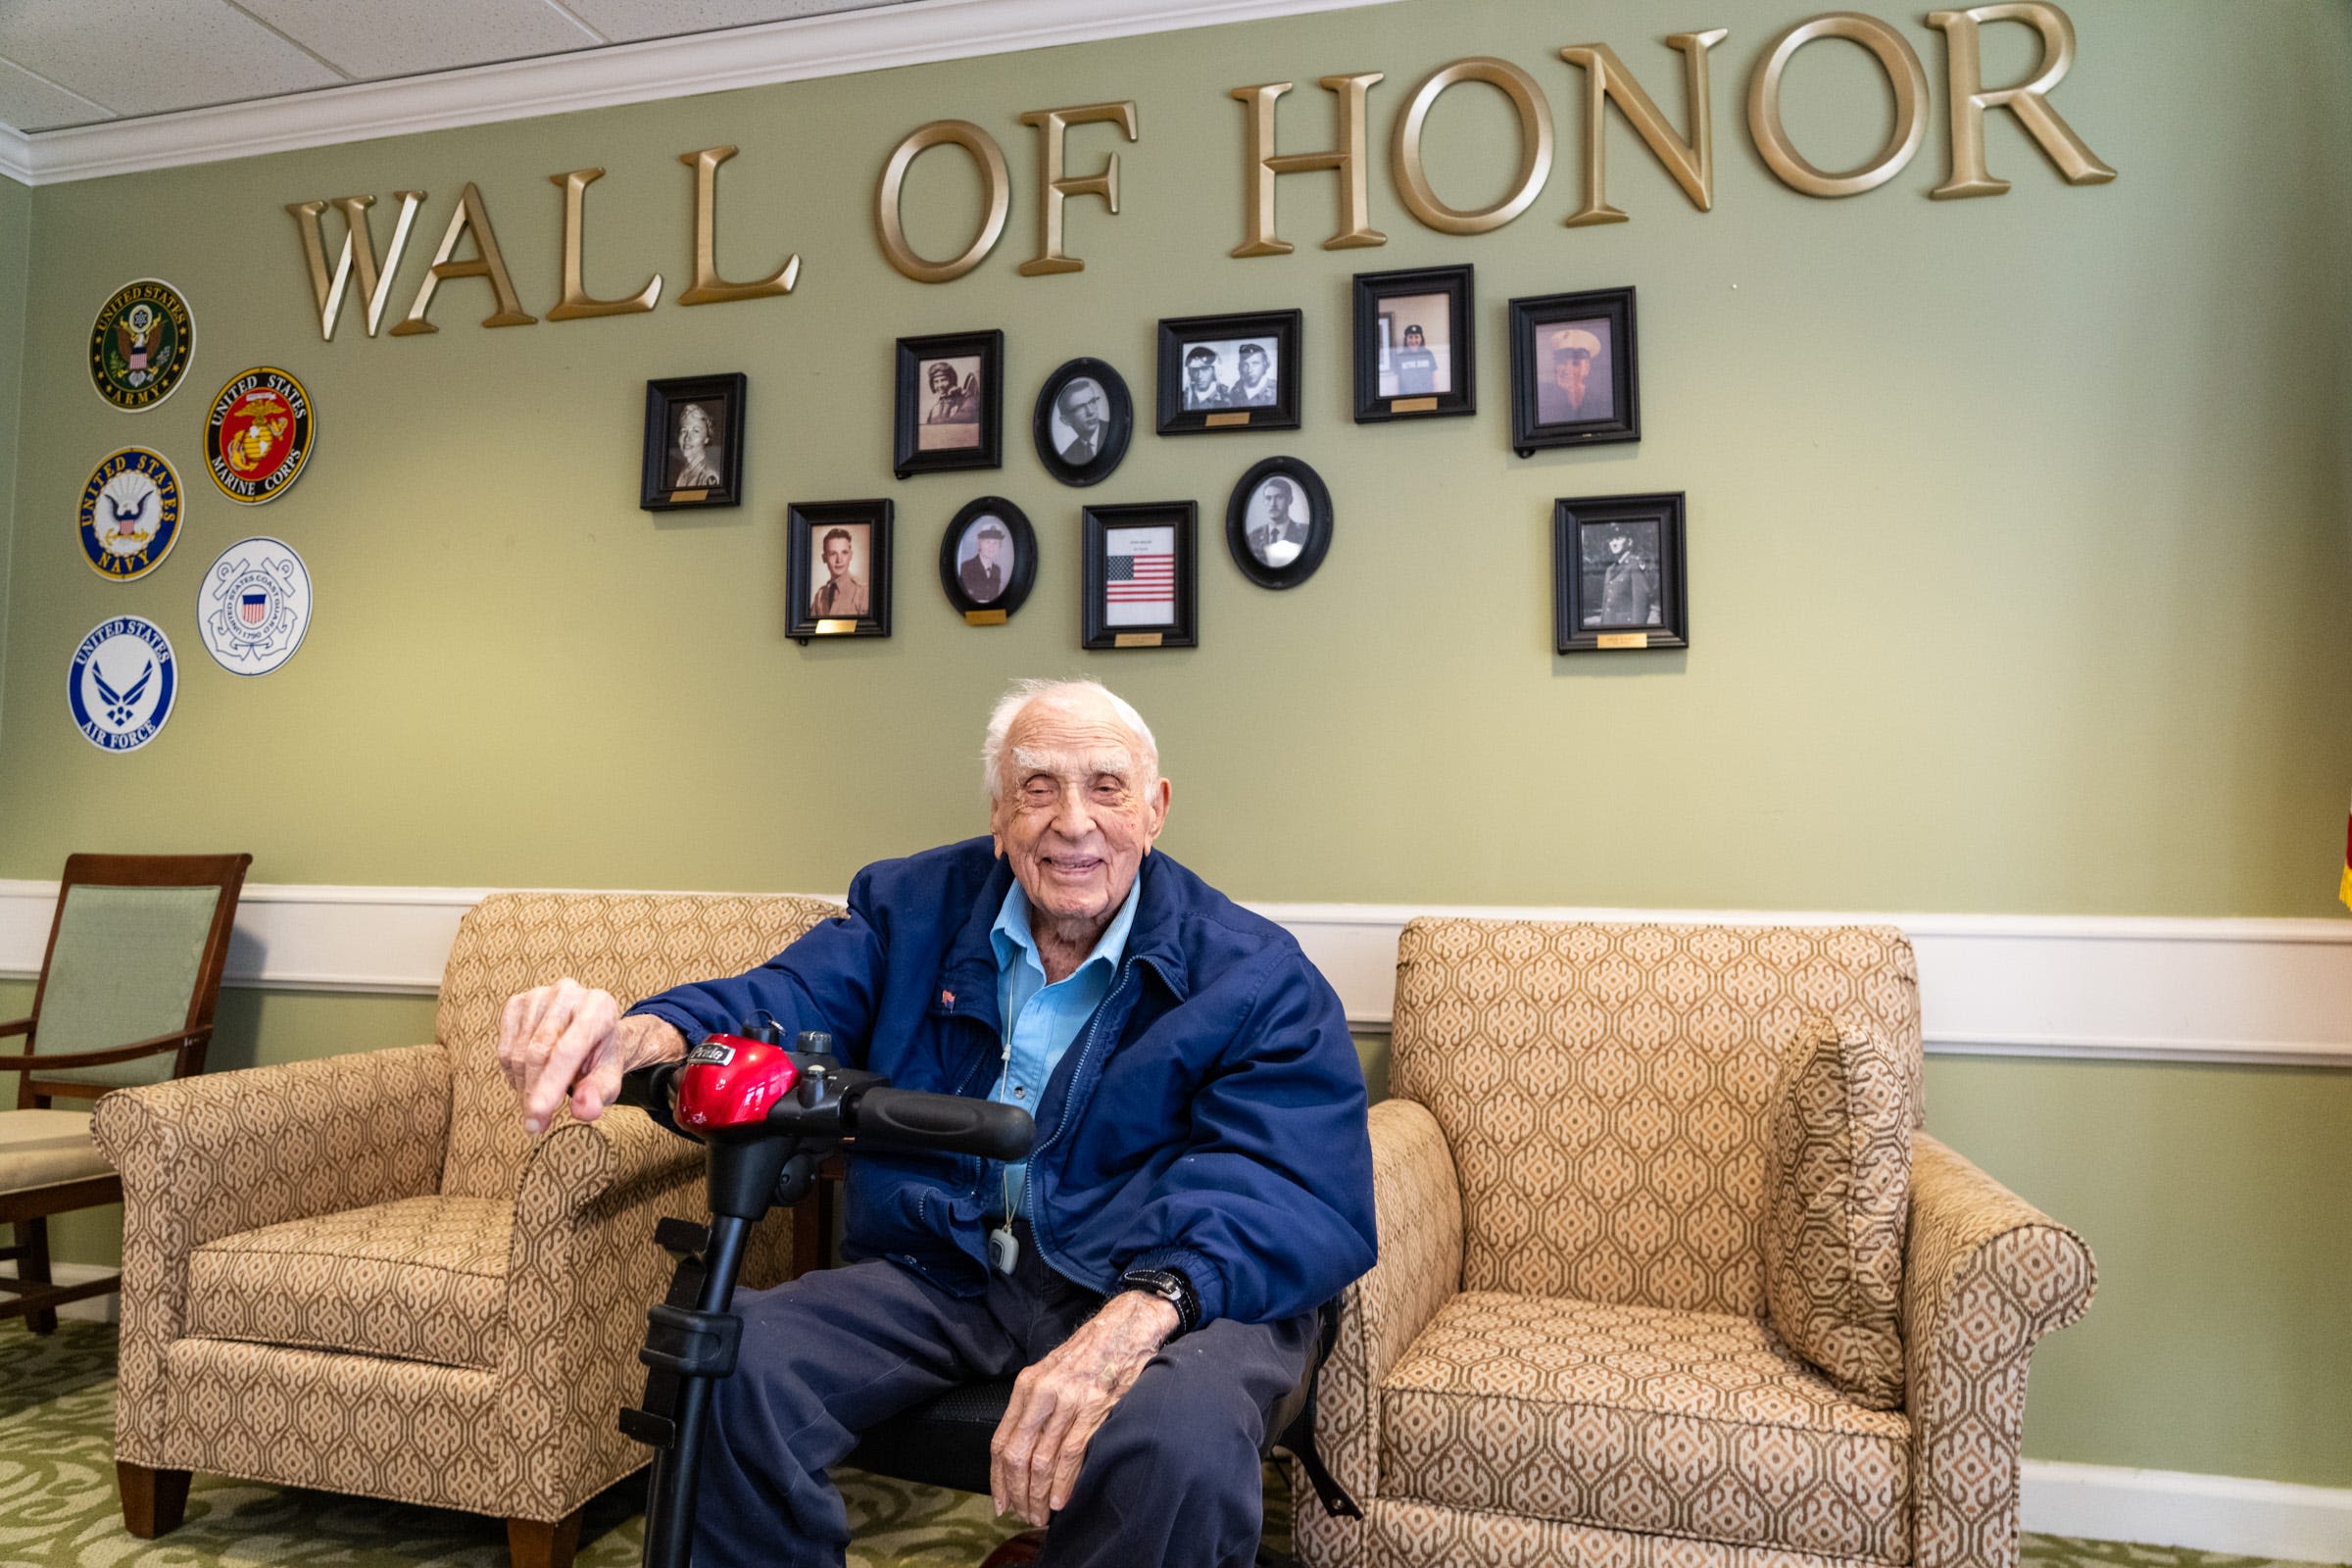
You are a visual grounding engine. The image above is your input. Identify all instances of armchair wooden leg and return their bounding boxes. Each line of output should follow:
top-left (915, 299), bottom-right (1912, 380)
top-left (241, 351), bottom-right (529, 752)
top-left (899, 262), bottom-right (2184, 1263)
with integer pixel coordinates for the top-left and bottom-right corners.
top-left (15, 1219), bottom-right (57, 1335)
top-left (117, 1462), bottom-right (191, 1538)
top-left (507, 1507), bottom-right (584, 1568)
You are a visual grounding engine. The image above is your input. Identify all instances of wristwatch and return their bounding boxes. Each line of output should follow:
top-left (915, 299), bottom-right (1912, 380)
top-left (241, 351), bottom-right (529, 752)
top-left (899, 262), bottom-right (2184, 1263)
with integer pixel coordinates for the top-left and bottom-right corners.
top-left (1117, 1266), bottom-right (1200, 1337)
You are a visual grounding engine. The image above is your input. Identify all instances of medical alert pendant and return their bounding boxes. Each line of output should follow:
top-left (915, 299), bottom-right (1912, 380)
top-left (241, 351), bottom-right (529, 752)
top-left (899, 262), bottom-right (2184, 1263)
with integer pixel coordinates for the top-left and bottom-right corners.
top-left (989, 1224), bottom-right (1019, 1274)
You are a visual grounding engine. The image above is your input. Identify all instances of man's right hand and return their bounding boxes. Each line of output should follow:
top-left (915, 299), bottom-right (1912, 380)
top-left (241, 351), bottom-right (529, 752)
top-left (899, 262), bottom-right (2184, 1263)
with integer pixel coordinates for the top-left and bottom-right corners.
top-left (496, 980), bottom-right (686, 1134)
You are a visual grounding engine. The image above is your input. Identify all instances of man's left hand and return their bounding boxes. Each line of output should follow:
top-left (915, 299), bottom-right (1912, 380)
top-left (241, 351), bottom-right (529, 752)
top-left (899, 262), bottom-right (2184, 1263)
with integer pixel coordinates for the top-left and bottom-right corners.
top-left (989, 1290), bottom-right (1179, 1526)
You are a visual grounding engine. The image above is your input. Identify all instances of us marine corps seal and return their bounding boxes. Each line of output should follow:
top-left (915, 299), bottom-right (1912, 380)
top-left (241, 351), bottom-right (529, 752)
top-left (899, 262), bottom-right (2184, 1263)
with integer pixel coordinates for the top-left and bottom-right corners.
top-left (89, 279), bottom-right (195, 411)
top-left (206, 367), bottom-right (315, 504)
top-left (68, 615), bottom-right (177, 752)
top-left (197, 536), bottom-right (313, 676)
top-left (76, 447), bottom-right (183, 580)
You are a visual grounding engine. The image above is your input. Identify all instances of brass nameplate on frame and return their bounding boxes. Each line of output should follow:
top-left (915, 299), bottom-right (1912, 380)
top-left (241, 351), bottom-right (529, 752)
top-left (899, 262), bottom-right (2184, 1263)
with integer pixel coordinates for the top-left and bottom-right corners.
top-left (1204, 412), bottom-right (1250, 428)
top-left (1390, 396), bottom-right (1438, 413)
top-left (669, 488), bottom-right (708, 504)
top-left (815, 618), bottom-right (859, 635)
top-left (1114, 632), bottom-right (1164, 648)
top-left (964, 609), bottom-right (1008, 626)
top-left (1596, 631), bottom-right (1650, 650)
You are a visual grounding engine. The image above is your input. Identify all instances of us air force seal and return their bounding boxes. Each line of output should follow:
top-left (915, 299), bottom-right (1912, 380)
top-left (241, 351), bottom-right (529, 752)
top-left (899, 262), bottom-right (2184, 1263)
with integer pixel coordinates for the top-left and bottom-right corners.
top-left (68, 616), bottom-right (176, 752)
top-left (76, 448), bottom-right (183, 580)
top-left (197, 537), bottom-right (312, 676)
top-left (89, 279), bottom-right (195, 412)
top-left (206, 367), bottom-right (314, 504)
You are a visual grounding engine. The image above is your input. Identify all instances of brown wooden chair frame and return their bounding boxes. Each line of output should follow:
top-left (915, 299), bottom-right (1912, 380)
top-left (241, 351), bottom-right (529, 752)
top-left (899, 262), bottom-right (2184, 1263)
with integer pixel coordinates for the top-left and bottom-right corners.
top-left (2, 852), bottom-right (251, 1332)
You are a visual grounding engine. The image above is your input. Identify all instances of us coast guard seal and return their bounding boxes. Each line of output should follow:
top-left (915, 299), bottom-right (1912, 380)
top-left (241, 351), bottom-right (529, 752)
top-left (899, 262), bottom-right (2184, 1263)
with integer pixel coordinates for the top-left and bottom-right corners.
top-left (206, 367), bottom-right (315, 504)
top-left (76, 448), bottom-right (183, 580)
top-left (198, 537), bottom-right (312, 676)
top-left (68, 616), bottom-right (176, 752)
top-left (89, 279), bottom-right (195, 411)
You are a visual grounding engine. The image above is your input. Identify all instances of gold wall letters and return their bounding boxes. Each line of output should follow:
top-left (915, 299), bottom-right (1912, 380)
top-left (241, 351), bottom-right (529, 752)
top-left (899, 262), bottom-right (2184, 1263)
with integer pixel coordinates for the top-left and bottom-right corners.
top-left (1016, 101), bottom-right (1138, 276)
top-left (1391, 57), bottom-right (1555, 235)
top-left (389, 182), bottom-right (536, 335)
top-left (1557, 31), bottom-right (1727, 225)
top-left (678, 146), bottom-right (801, 305)
top-left (1746, 13), bottom-right (1931, 198)
top-left (287, 191), bottom-right (425, 340)
top-left (876, 122), bottom-right (1011, 283)
top-left (547, 168), bottom-right (662, 319)
top-left (1228, 74), bottom-right (1387, 258)
top-left (1926, 3), bottom-right (2116, 199)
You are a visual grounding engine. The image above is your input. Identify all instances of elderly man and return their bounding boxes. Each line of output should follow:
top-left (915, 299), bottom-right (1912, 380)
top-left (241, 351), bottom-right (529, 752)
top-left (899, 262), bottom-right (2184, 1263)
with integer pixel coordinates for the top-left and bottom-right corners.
top-left (498, 679), bottom-right (1376, 1568)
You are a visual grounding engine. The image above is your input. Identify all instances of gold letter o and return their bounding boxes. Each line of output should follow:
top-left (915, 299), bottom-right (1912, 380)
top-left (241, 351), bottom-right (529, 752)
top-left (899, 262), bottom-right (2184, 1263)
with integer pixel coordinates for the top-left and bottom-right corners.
top-left (877, 121), bottom-right (1011, 283)
top-left (1747, 13), bottom-right (1930, 198)
top-left (1392, 57), bottom-right (1555, 235)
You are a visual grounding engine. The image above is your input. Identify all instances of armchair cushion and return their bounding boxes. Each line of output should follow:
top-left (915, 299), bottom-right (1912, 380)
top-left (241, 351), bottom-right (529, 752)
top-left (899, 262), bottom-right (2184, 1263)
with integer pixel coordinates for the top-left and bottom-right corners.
top-left (1381, 1292), bottom-right (1912, 1564)
top-left (185, 1197), bottom-right (511, 1371)
top-left (1764, 1012), bottom-right (1910, 1409)
top-left (0, 1108), bottom-right (111, 1190)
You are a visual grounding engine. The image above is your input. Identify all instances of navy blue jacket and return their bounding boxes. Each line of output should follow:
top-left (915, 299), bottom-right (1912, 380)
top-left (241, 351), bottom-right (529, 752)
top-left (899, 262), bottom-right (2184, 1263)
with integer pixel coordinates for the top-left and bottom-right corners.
top-left (627, 839), bottom-right (1377, 1327)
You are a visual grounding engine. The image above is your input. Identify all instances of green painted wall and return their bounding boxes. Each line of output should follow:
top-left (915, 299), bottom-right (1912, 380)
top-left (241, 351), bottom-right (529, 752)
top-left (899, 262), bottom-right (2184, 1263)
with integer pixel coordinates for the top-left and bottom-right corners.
top-left (0, 0), bottom-right (2346, 1490)
top-left (0, 173), bottom-right (27, 748)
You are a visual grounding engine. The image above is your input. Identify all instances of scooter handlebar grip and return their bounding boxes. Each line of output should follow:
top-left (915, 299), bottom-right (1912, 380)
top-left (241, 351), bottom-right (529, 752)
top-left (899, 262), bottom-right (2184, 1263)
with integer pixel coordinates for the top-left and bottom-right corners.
top-left (851, 1087), bottom-right (1035, 1161)
top-left (616, 1061), bottom-right (686, 1114)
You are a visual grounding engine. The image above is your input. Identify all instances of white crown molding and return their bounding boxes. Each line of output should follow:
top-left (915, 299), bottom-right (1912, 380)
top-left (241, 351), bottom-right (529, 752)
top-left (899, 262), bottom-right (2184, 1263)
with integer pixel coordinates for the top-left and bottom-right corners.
top-left (4, 879), bottom-right (2349, 1065)
top-left (2022, 1459), bottom-right (2352, 1562)
top-left (4, 0), bottom-right (1407, 186)
top-left (0, 122), bottom-right (31, 185)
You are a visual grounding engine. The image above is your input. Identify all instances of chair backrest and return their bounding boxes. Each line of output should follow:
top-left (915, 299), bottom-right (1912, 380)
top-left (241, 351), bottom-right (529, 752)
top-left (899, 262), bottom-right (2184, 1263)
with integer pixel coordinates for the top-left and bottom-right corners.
top-left (435, 890), bottom-right (847, 1199)
top-left (23, 853), bottom-right (251, 1101)
top-left (1390, 918), bottom-right (1922, 1317)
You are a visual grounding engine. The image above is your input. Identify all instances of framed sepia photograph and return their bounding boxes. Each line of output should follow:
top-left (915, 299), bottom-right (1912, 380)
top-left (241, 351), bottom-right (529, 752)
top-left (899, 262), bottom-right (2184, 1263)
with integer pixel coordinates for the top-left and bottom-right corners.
top-left (1154, 309), bottom-right (1301, 436)
top-left (1510, 287), bottom-right (1640, 455)
top-left (1352, 265), bottom-right (1474, 423)
top-left (1082, 501), bottom-right (1197, 650)
top-left (1225, 456), bottom-right (1332, 590)
top-left (938, 496), bottom-right (1037, 621)
top-left (1552, 492), bottom-right (1686, 653)
top-left (640, 372), bottom-right (746, 510)
top-left (894, 329), bottom-right (1004, 479)
top-left (1033, 358), bottom-right (1134, 487)
top-left (786, 499), bottom-right (893, 642)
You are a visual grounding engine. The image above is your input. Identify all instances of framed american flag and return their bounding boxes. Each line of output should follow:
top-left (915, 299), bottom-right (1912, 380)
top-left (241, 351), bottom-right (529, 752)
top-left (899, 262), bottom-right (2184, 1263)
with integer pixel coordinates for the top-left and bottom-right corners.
top-left (1081, 501), bottom-right (1197, 651)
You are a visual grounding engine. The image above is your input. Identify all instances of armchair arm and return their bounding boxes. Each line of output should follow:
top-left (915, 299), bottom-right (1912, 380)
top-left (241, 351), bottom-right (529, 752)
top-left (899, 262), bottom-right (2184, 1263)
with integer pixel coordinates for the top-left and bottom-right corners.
top-left (0, 1016), bottom-right (29, 1037)
top-left (1906, 1132), bottom-right (2096, 1568)
top-left (0, 1023), bottom-right (207, 1072)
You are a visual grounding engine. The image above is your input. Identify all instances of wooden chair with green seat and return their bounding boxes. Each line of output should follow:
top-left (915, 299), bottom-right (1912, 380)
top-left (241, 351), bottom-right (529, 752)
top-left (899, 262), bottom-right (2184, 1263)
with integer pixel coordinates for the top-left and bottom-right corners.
top-left (0, 853), bottom-right (251, 1332)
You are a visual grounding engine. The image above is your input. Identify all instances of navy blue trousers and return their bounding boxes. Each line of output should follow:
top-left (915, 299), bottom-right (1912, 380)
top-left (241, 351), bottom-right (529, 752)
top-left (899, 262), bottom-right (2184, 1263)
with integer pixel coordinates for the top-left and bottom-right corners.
top-left (691, 1238), bottom-right (1316, 1568)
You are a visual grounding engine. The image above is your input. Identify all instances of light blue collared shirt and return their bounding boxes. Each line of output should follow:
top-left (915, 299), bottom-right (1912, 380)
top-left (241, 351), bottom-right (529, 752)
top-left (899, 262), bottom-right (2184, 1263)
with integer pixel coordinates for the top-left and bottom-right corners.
top-left (986, 874), bottom-right (1142, 1218)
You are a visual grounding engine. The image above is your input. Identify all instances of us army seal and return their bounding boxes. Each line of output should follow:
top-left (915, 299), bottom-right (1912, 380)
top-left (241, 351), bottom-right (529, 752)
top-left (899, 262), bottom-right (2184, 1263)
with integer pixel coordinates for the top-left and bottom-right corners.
top-left (207, 367), bottom-right (315, 504)
top-left (89, 279), bottom-right (195, 412)
top-left (76, 447), bottom-right (183, 581)
top-left (197, 536), bottom-right (313, 676)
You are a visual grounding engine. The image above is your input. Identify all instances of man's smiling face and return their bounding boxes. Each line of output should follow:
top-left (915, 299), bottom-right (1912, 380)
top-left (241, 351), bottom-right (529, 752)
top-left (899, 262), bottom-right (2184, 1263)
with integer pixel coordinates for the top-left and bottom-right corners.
top-left (989, 693), bottom-right (1169, 936)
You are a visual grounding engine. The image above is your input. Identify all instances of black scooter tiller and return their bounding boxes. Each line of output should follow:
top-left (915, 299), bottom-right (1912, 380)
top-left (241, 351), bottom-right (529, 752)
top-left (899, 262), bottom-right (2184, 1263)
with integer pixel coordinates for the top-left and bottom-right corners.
top-left (615, 1025), bottom-right (1034, 1568)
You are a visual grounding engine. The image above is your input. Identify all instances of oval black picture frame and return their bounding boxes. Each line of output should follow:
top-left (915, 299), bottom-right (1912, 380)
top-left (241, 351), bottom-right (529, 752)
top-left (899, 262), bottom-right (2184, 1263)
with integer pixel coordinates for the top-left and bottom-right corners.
top-left (1224, 456), bottom-right (1332, 590)
top-left (1032, 358), bottom-right (1133, 487)
top-left (938, 496), bottom-right (1038, 619)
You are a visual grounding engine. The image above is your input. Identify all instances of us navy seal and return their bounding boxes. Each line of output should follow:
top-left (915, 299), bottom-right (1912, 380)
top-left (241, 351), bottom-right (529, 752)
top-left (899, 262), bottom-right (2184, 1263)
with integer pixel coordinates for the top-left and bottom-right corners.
top-left (198, 537), bottom-right (313, 676)
top-left (77, 447), bottom-right (183, 581)
top-left (68, 615), bottom-right (177, 752)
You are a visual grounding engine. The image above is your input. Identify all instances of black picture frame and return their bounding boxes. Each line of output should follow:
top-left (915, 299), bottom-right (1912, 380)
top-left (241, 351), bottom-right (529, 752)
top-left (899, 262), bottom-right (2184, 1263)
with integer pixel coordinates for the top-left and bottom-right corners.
top-left (1510, 287), bottom-right (1641, 456)
top-left (1552, 492), bottom-right (1686, 653)
top-left (786, 499), bottom-right (894, 642)
top-left (1225, 456), bottom-right (1332, 590)
top-left (640, 372), bottom-right (746, 511)
top-left (938, 496), bottom-right (1037, 621)
top-left (1154, 310), bottom-right (1301, 436)
top-left (1082, 501), bottom-right (1197, 650)
top-left (895, 330), bottom-right (1004, 480)
top-left (1033, 358), bottom-right (1133, 486)
top-left (1352, 265), bottom-right (1475, 422)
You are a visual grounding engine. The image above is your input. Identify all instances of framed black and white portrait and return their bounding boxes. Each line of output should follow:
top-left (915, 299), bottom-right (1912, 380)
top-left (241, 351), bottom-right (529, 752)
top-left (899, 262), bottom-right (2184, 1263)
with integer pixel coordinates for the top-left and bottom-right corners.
top-left (894, 329), bottom-right (1004, 479)
top-left (938, 496), bottom-right (1037, 621)
top-left (786, 499), bottom-right (894, 642)
top-left (1033, 358), bottom-right (1133, 487)
top-left (640, 372), bottom-right (746, 510)
top-left (1510, 288), bottom-right (1640, 455)
top-left (1225, 456), bottom-right (1332, 590)
top-left (1154, 310), bottom-right (1301, 435)
top-left (1552, 492), bottom-right (1686, 653)
top-left (1082, 501), bottom-right (1198, 650)
top-left (1352, 265), bottom-right (1474, 422)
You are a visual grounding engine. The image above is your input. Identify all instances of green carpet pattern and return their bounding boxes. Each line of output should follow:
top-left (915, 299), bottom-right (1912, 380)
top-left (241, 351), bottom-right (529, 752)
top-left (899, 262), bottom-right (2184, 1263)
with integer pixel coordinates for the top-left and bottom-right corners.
top-left (0, 1321), bottom-right (2332, 1568)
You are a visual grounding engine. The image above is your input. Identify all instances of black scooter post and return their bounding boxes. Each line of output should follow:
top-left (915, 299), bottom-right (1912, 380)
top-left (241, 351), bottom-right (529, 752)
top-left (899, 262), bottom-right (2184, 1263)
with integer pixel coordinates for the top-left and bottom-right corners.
top-left (616, 1026), bottom-right (1033, 1568)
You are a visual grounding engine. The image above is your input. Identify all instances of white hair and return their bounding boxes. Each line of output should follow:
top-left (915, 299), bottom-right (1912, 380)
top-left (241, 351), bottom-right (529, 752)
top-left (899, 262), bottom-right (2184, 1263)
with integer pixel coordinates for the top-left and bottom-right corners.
top-left (982, 678), bottom-right (1159, 800)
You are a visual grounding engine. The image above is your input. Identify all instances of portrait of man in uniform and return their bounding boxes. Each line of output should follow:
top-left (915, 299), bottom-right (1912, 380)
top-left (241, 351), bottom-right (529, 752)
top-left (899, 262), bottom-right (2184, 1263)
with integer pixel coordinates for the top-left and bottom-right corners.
top-left (1245, 479), bottom-right (1311, 568)
top-left (919, 358), bottom-right (983, 451)
top-left (1229, 343), bottom-right (1277, 407)
top-left (957, 519), bottom-right (1012, 605)
top-left (1539, 322), bottom-right (1613, 425)
top-left (1581, 519), bottom-right (1659, 628)
top-left (808, 524), bottom-right (872, 619)
top-left (1180, 345), bottom-right (1229, 411)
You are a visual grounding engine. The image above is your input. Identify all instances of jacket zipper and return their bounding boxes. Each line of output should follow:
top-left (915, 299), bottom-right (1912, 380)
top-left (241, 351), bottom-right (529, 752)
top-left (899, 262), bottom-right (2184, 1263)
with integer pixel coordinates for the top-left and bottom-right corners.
top-left (1022, 959), bottom-right (1139, 1265)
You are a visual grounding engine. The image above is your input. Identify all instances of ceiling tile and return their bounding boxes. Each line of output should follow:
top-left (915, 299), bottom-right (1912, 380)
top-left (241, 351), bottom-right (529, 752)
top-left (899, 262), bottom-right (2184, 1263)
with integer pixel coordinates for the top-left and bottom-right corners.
top-left (237, 0), bottom-right (601, 82)
top-left (559, 0), bottom-right (911, 44)
top-left (0, 54), bottom-right (113, 133)
top-left (0, 0), bottom-right (344, 120)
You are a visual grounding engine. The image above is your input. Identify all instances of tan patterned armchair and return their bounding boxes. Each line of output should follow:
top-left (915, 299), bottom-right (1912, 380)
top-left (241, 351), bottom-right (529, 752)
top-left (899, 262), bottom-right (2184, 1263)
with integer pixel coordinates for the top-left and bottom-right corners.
top-left (1295, 919), bottom-right (2095, 1568)
top-left (91, 891), bottom-right (843, 1568)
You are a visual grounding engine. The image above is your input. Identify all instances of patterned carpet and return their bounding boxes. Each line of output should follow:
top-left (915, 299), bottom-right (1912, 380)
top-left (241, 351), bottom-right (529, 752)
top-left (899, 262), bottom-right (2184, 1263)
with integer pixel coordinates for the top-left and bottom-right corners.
top-left (0, 1318), bottom-right (2331, 1568)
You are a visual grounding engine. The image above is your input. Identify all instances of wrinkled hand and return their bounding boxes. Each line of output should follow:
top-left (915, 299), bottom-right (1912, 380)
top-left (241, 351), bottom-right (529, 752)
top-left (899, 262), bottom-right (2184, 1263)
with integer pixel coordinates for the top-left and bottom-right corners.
top-left (990, 1291), bottom-right (1179, 1526)
top-left (496, 979), bottom-right (685, 1133)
